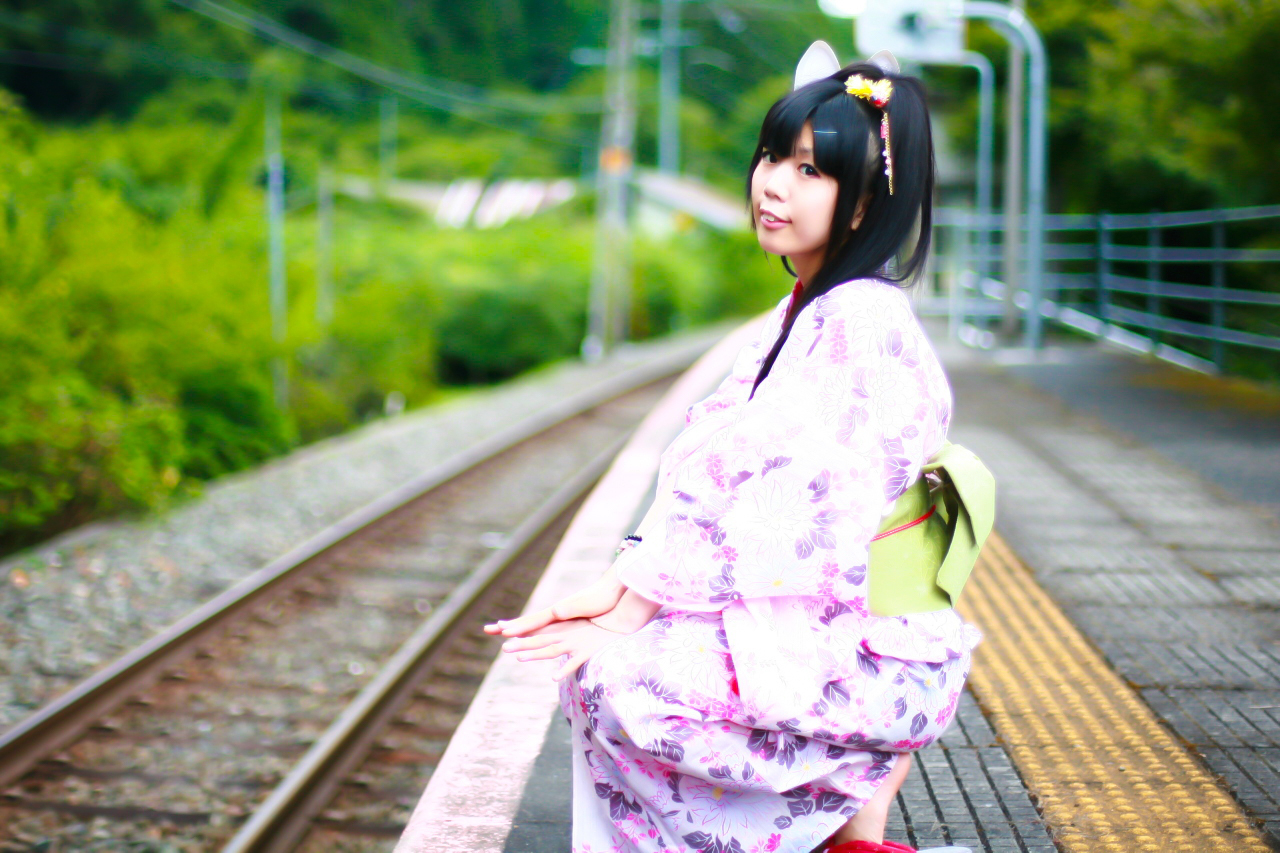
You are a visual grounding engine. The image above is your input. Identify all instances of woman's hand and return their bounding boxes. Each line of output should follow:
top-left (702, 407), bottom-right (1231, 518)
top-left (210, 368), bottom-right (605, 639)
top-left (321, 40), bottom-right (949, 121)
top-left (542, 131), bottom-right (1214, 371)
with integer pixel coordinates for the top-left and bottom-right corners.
top-left (496, 590), bottom-right (661, 681)
top-left (500, 618), bottom-right (623, 682)
top-left (484, 566), bottom-right (625, 638)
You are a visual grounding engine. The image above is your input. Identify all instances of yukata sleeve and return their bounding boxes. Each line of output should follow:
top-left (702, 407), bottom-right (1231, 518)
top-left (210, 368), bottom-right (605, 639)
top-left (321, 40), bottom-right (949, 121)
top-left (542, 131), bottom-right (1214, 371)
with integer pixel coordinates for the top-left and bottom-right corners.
top-left (615, 286), bottom-right (950, 611)
top-left (653, 297), bottom-right (787, 489)
top-left (682, 316), bottom-right (772, 428)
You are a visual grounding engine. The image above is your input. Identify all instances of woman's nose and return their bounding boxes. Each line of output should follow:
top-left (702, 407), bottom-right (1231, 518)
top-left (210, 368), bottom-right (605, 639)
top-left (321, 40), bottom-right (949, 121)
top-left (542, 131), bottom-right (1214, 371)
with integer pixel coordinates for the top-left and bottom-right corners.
top-left (762, 168), bottom-right (789, 200)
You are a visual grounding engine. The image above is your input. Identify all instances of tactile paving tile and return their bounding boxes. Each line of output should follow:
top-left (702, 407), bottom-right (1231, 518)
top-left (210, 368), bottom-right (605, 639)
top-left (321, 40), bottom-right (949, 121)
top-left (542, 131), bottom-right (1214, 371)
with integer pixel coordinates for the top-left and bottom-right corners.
top-left (945, 339), bottom-right (1280, 848)
top-left (961, 536), bottom-right (1272, 852)
top-left (1198, 746), bottom-right (1280, 842)
top-left (1116, 654), bottom-right (1280, 844)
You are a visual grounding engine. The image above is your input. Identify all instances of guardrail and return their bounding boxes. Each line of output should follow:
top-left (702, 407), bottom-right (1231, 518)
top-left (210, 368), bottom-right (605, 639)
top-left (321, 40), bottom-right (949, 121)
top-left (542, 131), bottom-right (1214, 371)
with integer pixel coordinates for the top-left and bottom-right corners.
top-left (922, 204), bottom-right (1280, 372)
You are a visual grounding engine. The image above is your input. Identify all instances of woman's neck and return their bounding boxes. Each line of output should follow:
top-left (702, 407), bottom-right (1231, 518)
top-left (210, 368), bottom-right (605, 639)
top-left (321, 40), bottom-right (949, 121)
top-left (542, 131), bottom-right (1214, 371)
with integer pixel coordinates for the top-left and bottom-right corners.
top-left (788, 250), bottom-right (824, 286)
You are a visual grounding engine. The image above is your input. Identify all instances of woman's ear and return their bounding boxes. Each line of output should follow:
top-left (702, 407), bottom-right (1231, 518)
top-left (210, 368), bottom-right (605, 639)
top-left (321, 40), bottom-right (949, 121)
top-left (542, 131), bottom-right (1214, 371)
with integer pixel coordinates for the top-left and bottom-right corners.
top-left (851, 195), bottom-right (871, 230)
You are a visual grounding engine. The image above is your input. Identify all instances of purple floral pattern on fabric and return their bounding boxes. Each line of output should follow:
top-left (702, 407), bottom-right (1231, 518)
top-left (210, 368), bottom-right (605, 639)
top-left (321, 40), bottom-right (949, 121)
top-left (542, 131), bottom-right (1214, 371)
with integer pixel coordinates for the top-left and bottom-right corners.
top-left (618, 280), bottom-right (952, 609)
top-left (562, 610), bottom-right (973, 851)
top-left (567, 279), bottom-right (982, 851)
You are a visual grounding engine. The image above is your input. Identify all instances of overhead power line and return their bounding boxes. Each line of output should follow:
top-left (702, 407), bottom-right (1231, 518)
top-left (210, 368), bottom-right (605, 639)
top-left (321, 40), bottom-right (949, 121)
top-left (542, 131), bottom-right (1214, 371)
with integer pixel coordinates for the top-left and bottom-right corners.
top-left (169, 0), bottom-right (602, 117)
top-left (0, 8), bottom-right (250, 79)
top-left (0, 6), bottom-right (595, 148)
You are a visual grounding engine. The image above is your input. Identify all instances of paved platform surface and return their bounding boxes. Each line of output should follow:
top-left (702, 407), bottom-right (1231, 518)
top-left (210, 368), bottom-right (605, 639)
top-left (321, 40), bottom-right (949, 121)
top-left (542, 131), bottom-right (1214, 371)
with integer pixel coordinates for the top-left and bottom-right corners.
top-left (997, 346), bottom-right (1280, 510)
top-left (949, 338), bottom-right (1280, 848)
top-left (498, 329), bottom-right (1280, 852)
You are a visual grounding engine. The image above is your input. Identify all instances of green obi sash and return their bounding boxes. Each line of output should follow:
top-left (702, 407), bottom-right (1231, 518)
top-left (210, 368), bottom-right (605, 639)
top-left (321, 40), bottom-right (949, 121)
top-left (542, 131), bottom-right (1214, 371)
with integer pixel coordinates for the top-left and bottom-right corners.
top-left (867, 442), bottom-right (996, 617)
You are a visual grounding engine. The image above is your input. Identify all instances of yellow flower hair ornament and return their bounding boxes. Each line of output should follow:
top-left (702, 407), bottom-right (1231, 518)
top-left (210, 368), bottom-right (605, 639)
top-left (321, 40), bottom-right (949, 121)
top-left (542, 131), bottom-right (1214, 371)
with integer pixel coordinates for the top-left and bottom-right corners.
top-left (845, 74), bottom-right (895, 195)
top-left (844, 74), bottom-right (892, 108)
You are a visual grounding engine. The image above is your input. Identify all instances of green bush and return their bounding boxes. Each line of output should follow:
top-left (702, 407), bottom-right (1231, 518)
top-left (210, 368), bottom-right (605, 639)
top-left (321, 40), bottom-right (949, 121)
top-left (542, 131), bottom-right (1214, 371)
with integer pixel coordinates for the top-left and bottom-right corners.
top-left (0, 85), bottom-right (787, 555)
top-left (0, 93), bottom-right (280, 548)
top-left (179, 366), bottom-right (293, 480)
top-left (436, 287), bottom-right (578, 385)
top-left (0, 371), bottom-right (184, 548)
top-left (632, 227), bottom-right (783, 336)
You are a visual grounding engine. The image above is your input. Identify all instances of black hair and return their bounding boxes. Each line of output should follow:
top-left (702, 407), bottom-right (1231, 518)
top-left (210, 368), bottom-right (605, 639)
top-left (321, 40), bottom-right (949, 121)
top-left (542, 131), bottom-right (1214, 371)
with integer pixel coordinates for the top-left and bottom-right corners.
top-left (746, 62), bottom-right (935, 397)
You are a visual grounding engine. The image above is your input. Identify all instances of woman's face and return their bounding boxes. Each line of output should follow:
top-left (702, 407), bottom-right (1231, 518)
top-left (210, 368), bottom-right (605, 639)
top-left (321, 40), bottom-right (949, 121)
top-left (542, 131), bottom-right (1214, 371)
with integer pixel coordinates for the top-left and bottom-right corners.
top-left (750, 122), bottom-right (839, 282)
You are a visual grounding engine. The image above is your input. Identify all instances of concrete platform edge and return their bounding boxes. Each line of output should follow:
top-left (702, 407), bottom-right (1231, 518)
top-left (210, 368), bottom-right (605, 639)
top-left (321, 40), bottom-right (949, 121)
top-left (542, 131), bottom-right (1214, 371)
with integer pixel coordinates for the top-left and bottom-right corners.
top-left (393, 317), bottom-right (765, 853)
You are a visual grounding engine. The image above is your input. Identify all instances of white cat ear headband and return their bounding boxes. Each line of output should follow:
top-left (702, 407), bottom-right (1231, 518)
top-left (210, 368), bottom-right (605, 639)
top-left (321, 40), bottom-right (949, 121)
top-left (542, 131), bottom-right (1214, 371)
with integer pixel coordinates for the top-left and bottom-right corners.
top-left (793, 41), bottom-right (899, 194)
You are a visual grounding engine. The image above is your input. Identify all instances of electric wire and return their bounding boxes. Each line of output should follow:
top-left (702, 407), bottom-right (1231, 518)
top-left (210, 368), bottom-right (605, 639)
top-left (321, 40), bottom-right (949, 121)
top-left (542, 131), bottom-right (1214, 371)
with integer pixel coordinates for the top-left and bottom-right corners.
top-left (168, 0), bottom-right (603, 116)
top-left (0, 8), bottom-right (251, 80)
top-left (0, 6), bottom-right (596, 149)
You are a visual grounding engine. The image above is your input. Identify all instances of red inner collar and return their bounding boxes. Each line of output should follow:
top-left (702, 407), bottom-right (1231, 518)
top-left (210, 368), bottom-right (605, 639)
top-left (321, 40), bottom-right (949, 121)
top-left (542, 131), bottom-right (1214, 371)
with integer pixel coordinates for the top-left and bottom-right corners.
top-left (784, 280), bottom-right (805, 324)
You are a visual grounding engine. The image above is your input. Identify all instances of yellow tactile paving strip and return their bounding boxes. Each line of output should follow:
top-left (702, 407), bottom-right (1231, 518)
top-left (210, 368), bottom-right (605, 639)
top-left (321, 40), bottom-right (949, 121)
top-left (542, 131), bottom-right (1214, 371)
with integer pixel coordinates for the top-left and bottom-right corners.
top-left (958, 534), bottom-right (1270, 852)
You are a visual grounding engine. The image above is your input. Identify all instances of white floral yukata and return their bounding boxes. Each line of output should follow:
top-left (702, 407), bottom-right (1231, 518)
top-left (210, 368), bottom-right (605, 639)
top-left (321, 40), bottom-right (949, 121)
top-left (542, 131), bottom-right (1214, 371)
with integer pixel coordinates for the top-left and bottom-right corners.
top-left (561, 278), bottom-right (982, 853)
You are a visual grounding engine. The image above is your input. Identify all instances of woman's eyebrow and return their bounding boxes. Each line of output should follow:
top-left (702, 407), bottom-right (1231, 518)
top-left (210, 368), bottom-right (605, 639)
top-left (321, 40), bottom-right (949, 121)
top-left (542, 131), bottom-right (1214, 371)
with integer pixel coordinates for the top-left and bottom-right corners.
top-left (797, 145), bottom-right (814, 155)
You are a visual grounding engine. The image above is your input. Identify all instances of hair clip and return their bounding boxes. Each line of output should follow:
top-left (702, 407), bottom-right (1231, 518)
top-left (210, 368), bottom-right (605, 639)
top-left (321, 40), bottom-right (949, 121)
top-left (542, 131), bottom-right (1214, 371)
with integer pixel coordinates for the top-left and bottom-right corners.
top-left (844, 74), bottom-right (895, 195)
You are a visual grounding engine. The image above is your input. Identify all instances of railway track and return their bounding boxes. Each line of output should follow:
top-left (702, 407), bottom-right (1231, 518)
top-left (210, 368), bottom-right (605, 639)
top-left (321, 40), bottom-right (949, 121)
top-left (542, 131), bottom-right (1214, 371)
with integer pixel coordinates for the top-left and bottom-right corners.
top-left (0, 368), bottom-right (683, 852)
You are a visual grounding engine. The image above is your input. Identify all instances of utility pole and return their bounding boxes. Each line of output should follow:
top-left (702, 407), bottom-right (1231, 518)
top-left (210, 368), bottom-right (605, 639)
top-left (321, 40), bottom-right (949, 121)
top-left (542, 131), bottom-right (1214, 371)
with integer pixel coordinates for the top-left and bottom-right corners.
top-left (582, 0), bottom-right (637, 361)
top-left (265, 83), bottom-right (288, 407)
top-left (379, 94), bottom-right (398, 189)
top-left (315, 165), bottom-right (334, 327)
top-left (965, 1), bottom-right (1048, 349)
top-left (658, 0), bottom-right (681, 174)
top-left (1000, 0), bottom-right (1024, 340)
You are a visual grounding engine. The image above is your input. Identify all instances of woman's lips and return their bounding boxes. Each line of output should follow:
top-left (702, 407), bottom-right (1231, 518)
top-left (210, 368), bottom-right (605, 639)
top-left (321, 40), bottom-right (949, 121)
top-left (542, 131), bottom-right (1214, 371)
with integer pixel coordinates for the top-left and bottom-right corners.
top-left (758, 209), bottom-right (789, 230)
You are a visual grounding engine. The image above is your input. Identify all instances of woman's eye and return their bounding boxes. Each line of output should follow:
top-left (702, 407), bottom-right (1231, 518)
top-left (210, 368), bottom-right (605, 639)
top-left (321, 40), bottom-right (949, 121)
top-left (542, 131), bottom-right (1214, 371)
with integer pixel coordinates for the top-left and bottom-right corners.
top-left (762, 151), bottom-right (778, 163)
top-left (801, 164), bottom-right (820, 177)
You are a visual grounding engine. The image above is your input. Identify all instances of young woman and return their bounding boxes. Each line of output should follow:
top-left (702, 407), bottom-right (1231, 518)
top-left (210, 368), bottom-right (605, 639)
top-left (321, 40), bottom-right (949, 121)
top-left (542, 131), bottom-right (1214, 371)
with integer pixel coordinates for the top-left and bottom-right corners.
top-left (486, 44), bottom-right (980, 853)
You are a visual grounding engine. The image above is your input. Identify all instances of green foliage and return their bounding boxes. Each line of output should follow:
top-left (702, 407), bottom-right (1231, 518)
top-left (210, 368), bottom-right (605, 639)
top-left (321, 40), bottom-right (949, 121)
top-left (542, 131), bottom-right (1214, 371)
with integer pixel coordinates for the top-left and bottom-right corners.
top-left (0, 87), bottom-right (781, 551)
top-left (0, 91), bottom-right (288, 549)
top-left (7, 0), bottom-right (1279, 552)
top-left (945, 0), bottom-right (1280, 212)
top-left (1083, 0), bottom-right (1280, 208)
top-left (632, 228), bottom-right (780, 339)
top-left (436, 288), bottom-right (577, 385)
top-left (179, 366), bottom-right (293, 480)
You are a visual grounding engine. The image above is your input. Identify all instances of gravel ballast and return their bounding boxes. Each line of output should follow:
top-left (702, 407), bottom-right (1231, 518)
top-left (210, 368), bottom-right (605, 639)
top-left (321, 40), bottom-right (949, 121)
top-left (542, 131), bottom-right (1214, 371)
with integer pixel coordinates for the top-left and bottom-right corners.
top-left (0, 328), bottom-right (723, 731)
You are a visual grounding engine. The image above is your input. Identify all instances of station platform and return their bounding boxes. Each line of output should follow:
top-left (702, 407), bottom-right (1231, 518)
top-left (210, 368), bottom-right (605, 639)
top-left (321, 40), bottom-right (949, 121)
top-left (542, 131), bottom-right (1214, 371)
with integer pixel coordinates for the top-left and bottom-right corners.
top-left (396, 319), bottom-right (1280, 853)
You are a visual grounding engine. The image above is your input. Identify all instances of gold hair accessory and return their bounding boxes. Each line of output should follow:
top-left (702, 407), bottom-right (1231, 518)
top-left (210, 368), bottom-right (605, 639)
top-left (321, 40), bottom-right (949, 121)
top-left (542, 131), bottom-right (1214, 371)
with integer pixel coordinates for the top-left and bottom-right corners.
top-left (844, 74), bottom-right (895, 195)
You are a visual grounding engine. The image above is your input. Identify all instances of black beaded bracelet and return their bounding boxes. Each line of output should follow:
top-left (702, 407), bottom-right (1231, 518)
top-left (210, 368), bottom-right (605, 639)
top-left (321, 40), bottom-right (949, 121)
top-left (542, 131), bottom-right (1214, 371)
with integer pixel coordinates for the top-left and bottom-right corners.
top-left (614, 534), bottom-right (643, 557)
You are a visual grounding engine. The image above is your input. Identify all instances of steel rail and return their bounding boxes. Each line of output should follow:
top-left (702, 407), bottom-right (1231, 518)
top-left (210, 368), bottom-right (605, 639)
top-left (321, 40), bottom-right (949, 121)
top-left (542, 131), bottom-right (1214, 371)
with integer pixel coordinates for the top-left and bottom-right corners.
top-left (220, 434), bottom-right (627, 852)
top-left (0, 339), bottom-right (709, 792)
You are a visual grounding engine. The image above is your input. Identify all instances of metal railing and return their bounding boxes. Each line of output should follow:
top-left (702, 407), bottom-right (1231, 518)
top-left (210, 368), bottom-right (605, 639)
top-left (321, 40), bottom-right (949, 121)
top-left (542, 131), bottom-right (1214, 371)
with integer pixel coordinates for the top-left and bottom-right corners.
top-left (921, 204), bottom-right (1280, 372)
